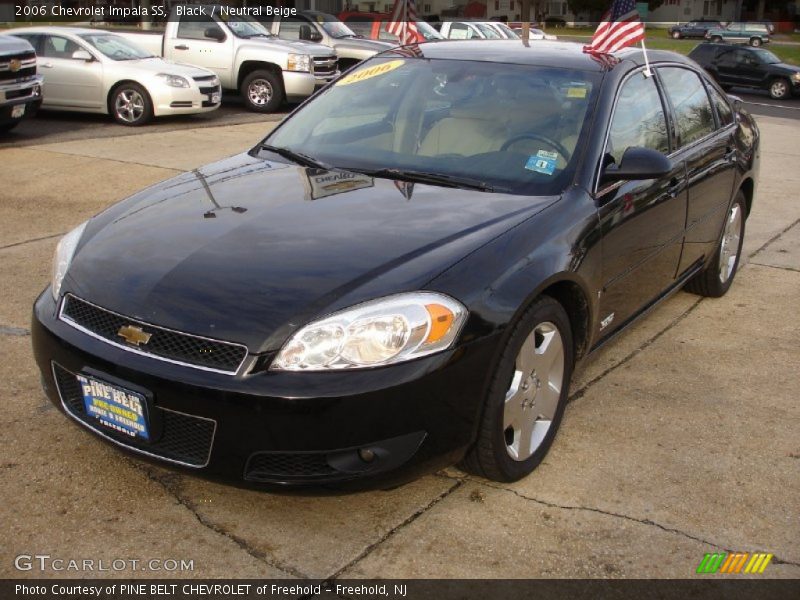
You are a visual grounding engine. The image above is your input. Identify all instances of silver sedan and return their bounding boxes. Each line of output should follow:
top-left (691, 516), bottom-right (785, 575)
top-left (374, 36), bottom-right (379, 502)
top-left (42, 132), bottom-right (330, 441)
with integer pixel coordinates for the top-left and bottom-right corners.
top-left (4, 27), bottom-right (222, 126)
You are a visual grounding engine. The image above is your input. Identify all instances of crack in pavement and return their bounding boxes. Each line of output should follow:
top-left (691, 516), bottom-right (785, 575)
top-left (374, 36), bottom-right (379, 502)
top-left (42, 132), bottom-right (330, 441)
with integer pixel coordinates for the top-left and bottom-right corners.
top-left (449, 475), bottom-right (800, 569)
top-left (125, 459), bottom-right (309, 579)
top-left (749, 217), bottom-right (800, 259)
top-left (0, 325), bottom-right (30, 336)
top-left (324, 479), bottom-right (464, 581)
top-left (33, 148), bottom-right (189, 174)
top-left (749, 262), bottom-right (800, 274)
top-left (0, 231), bottom-right (65, 251)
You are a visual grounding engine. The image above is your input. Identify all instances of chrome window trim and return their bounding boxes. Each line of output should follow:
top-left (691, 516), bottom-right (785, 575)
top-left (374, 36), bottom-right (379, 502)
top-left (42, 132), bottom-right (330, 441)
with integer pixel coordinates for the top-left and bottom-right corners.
top-left (593, 62), bottom-right (734, 197)
top-left (58, 294), bottom-right (249, 376)
top-left (51, 361), bottom-right (216, 468)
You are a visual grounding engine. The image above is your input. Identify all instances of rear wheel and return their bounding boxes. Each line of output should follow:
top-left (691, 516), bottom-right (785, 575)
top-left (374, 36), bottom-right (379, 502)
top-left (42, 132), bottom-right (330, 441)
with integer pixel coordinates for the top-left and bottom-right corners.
top-left (685, 191), bottom-right (746, 298)
top-left (749, 37), bottom-right (762, 47)
top-left (0, 121), bottom-right (20, 133)
top-left (460, 296), bottom-right (573, 482)
top-left (711, 35), bottom-right (723, 43)
top-left (240, 69), bottom-right (283, 113)
top-left (110, 83), bottom-right (152, 126)
top-left (769, 77), bottom-right (790, 100)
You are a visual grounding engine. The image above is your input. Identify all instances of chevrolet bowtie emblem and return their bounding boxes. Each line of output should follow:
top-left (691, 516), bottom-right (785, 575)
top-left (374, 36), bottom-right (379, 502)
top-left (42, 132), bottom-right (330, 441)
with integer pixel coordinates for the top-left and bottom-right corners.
top-left (117, 325), bottom-right (152, 346)
top-left (8, 59), bottom-right (21, 73)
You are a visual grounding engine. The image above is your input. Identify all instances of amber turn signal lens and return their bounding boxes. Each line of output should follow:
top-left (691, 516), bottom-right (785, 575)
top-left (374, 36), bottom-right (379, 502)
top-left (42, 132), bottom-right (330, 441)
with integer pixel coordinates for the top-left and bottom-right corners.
top-left (424, 303), bottom-right (455, 344)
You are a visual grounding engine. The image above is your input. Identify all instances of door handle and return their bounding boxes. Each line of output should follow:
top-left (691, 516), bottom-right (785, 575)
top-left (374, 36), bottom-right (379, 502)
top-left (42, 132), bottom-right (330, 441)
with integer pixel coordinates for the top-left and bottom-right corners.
top-left (667, 177), bottom-right (682, 199)
top-left (174, 44), bottom-right (189, 50)
top-left (724, 145), bottom-right (737, 161)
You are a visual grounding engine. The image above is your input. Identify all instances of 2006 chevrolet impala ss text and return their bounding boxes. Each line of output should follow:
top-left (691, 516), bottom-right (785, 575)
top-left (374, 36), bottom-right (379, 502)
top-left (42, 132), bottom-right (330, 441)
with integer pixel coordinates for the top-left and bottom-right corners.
top-left (32, 41), bottom-right (759, 490)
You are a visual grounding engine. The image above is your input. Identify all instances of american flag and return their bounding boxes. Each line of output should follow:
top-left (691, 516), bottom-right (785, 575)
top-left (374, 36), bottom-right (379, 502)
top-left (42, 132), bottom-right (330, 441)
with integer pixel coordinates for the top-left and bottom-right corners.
top-left (386, 0), bottom-right (421, 46)
top-left (583, 0), bottom-right (645, 54)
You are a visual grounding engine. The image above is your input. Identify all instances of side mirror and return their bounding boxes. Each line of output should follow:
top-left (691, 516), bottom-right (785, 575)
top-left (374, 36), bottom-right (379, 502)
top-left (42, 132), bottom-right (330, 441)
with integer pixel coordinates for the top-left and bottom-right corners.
top-left (72, 49), bottom-right (94, 62)
top-left (601, 147), bottom-right (672, 183)
top-left (205, 27), bottom-right (226, 42)
top-left (299, 24), bottom-right (314, 41)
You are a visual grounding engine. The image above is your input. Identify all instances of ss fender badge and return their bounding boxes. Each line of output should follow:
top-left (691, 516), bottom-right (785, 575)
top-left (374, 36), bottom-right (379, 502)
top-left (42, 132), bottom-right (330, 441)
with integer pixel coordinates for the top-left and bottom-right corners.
top-left (600, 313), bottom-right (615, 331)
top-left (117, 325), bottom-right (152, 346)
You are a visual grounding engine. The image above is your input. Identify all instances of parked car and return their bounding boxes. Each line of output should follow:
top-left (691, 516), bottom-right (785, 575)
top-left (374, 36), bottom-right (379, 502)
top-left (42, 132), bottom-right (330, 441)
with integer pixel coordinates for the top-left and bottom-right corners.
top-left (438, 21), bottom-right (504, 39)
top-left (259, 11), bottom-right (392, 71)
top-left (705, 22), bottom-right (771, 46)
top-left (690, 42), bottom-right (800, 100)
top-left (512, 26), bottom-right (558, 40)
top-left (481, 21), bottom-right (520, 39)
top-left (0, 35), bottom-right (43, 132)
top-left (339, 11), bottom-right (443, 43)
top-left (668, 20), bottom-right (722, 39)
top-left (4, 28), bottom-right (220, 126)
top-left (33, 41), bottom-right (758, 490)
top-left (103, 4), bottom-right (338, 113)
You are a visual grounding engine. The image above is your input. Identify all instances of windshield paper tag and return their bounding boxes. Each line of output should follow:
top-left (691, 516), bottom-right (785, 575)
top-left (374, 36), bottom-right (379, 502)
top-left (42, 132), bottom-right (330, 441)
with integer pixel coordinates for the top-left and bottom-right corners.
top-left (337, 60), bottom-right (405, 86)
top-left (526, 150), bottom-right (558, 175)
top-left (567, 86), bottom-right (588, 99)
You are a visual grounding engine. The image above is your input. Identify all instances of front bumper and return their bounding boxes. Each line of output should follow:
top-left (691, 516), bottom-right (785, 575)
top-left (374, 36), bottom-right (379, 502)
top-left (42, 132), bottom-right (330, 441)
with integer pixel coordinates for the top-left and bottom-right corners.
top-left (283, 69), bottom-right (338, 103)
top-left (0, 75), bottom-right (43, 126)
top-left (151, 82), bottom-right (221, 117)
top-left (32, 290), bottom-right (498, 491)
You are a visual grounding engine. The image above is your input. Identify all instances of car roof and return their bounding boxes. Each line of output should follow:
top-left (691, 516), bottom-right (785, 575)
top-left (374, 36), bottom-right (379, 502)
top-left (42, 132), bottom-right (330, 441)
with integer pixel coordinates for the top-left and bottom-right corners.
top-left (8, 26), bottom-right (114, 36)
top-left (385, 40), bottom-right (696, 72)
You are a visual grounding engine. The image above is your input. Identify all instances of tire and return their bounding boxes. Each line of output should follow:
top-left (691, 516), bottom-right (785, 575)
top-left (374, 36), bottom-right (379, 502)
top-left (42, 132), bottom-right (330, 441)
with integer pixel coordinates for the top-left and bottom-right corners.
top-left (684, 191), bottom-right (746, 298)
top-left (672, 30), bottom-right (681, 39)
top-left (110, 82), bottom-right (152, 126)
top-left (749, 37), bottom-right (762, 47)
top-left (0, 120), bottom-right (20, 133)
top-left (460, 296), bottom-right (574, 482)
top-left (769, 77), bottom-right (791, 100)
top-left (711, 35), bottom-right (723, 43)
top-left (240, 69), bottom-right (283, 113)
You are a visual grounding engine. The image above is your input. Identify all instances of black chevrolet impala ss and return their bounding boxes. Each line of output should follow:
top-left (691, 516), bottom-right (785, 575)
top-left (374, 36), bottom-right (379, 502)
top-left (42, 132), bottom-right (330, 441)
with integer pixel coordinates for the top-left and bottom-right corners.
top-left (32, 41), bottom-right (759, 490)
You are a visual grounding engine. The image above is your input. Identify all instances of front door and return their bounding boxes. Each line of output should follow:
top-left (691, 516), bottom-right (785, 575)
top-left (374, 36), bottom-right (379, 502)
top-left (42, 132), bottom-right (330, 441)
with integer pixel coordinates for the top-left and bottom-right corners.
top-left (38, 35), bottom-right (104, 110)
top-left (596, 69), bottom-right (686, 339)
top-left (172, 16), bottom-right (233, 87)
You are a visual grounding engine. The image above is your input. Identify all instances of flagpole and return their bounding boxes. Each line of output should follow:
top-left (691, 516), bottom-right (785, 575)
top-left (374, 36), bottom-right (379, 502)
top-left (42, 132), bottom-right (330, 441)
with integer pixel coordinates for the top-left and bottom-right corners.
top-left (641, 39), bottom-right (652, 78)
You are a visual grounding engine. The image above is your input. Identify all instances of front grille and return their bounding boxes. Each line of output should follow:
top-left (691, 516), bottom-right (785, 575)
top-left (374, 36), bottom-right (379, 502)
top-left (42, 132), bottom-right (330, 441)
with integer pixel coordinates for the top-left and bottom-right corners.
top-left (313, 56), bottom-right (338, 79)
top-left (53, 363), bottom-right (216, 467)
top-left (198, 85), bottom-right (219, 95)
top-left (244, 451), bottom-right (337, 482)
top-left (5, 87), bottom-right (34, 100)
top-left (170, 101), bottom-right (193, 108)
top-left (0, 52), bottom-right (36, 83)
top-left (60, 294), bottom-right (248, 374)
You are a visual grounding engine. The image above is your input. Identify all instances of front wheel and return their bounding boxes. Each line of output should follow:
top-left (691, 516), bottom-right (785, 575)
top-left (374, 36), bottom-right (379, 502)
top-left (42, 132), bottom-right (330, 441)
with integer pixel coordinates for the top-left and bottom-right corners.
top-left (750, 37), bottom-right (762, 47)
top-left (240, 70), bottom-right (284, 113)
top-left (0, 120), bottom-right (20, 133)
top-left (672, 30), bottom-right (681, 39)
top-left (685, 191), bottom-right (746, 298)
top-left (711, 35), bottom-right (723, 43)
top-left (460, 296), bottom-right (573, 482)
top-left (110, 83), bottom-right (152, 126)
top-left (769, 77), bottom-right (791, 100)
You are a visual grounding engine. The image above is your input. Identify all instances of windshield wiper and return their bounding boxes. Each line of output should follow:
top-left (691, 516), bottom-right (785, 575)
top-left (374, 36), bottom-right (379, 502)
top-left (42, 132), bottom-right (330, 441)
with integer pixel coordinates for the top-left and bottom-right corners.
top-left (258, 144), bottom-right (332, 170)
top-left (358, 168), bottom-right (502, 192)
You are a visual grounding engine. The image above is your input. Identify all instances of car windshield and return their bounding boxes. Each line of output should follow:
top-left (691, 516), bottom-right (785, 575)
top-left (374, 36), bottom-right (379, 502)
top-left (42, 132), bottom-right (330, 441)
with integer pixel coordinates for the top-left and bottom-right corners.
top-left (78, 34), bottom-right (154, 60)
top-left (318, 19), bottom-right (357, 38)
top-left (751, 48), bottom-right (781, 63)
top-left (220, 14), bottom-right (273, 38)
top-left (476, 23), bottom-right (502, 38)
top-left (495, 23), bottom-right (519, 38)
top-left (416, 20), bottom-right (444, 40)
top-left (262, 57), bottom-right (599, 195)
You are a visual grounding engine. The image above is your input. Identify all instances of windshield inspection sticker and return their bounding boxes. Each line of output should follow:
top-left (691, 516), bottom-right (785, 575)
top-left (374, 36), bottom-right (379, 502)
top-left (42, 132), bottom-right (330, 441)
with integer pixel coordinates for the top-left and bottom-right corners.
top-left (525, 150), bottom-right (558, 176)
top-left (337, 60), bottom-right (405, 86)
top-left (566, 86), bottom-right (588, 99)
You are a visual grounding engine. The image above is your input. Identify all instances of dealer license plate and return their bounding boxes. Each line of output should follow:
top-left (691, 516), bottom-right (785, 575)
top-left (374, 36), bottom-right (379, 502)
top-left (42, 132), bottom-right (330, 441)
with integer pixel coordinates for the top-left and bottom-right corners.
top-left (11, 104), bottom-right (25, 119)
top-left (77, 374), bottom-right (149, 441)
top-left (211, 93), bottom-right (220, 104)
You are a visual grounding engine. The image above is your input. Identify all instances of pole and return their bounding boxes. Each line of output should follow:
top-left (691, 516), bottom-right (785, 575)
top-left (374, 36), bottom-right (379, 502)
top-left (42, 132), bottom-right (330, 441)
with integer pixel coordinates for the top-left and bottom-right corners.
top-left (641, 39), bottom-right (652, 77)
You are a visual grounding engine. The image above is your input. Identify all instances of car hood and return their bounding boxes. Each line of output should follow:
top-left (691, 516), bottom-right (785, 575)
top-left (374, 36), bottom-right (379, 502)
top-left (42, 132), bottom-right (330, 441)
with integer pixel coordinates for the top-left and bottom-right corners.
top-left (0, 34), bottom-right (35, 54)
top-left (65, 153), bottom-right (556, 353)
top-left (332, 38), bottom-right (394, 52)
top-left (119, 58), bottom-right (216, 79)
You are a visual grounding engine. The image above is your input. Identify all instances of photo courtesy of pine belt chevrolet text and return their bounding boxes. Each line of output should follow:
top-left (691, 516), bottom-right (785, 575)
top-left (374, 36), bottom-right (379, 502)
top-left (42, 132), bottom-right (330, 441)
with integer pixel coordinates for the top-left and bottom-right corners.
top-left (31, 39), bottom-right (760, 491)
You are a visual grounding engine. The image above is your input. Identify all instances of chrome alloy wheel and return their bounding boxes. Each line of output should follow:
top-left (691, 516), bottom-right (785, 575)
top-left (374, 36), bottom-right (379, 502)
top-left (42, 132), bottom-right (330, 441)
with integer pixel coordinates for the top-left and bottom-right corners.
top-left (718, 203), bottom-right (742, 284)
top-left (770, 79), bottom-right (788, 99)
top-left (247, 78), bottom-right (273, 106)
top-left (503, 322), bottom-right (565, 461)
top-left (115, 89), bottom-right (145, 124)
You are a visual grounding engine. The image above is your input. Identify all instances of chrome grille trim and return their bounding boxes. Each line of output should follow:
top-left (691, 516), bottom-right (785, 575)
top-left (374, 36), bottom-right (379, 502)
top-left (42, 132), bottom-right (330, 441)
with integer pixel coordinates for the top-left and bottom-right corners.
top-left (58, 294), bottom-right (249, 376)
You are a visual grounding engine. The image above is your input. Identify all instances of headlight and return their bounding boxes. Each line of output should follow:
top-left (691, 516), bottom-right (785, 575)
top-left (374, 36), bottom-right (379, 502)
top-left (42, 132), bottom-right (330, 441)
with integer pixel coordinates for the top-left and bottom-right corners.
top-left (271, 292), bottom-right (467, 371)
top-left (156, 73), bottom-right (190, 88)
top-left (791, 72), bottom-right (800, 83)
top-left (287, 53), bottom-right (311, 73)
top-left (52, 221), bottom-right (88, 301)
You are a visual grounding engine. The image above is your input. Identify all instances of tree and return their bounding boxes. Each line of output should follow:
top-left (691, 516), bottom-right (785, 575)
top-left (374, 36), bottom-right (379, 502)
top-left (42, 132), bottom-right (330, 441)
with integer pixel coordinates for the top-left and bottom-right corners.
top-left (565, 0), bottom-right (665, 18)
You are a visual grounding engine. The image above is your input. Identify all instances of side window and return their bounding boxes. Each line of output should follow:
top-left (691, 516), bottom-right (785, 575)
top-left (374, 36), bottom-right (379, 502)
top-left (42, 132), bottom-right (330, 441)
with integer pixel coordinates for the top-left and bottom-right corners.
top-left (278, 18), bottom-right (303, 40)
top-left (41, 35), bottom-right (82, 59)
top-left (706, 82), bottom-right (734, 127)
top-left (607, 72), bottom-right (669, 164)
top-left (177, 16), bottom-right (224, 41)
top-left (449, 23), bottom-right (471, 39)
top-left (658, 67), bottom-right (716, 147)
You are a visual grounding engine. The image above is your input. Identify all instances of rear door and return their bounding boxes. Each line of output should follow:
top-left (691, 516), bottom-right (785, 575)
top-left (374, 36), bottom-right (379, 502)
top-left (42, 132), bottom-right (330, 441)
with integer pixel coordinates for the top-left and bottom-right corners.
top-left (657, 66), bottom-right (737, 275)
top-left (596, 68), bottom-right (687, 337)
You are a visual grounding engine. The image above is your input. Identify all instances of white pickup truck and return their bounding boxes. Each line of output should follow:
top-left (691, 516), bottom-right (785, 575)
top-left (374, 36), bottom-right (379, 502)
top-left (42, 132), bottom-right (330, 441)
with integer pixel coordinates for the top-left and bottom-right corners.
top-left (108, 4), bottom-right (338, 112)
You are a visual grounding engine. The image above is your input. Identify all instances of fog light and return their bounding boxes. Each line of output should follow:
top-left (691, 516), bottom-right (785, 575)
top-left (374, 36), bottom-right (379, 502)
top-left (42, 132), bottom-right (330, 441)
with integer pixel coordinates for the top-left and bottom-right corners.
top-left (358, 448), bottom-right (376, 463)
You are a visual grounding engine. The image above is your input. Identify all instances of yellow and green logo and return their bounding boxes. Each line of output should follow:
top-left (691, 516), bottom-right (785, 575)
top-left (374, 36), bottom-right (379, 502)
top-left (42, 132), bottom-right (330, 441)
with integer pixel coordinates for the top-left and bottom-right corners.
top-left (697, 552), bottom-right (773, 574)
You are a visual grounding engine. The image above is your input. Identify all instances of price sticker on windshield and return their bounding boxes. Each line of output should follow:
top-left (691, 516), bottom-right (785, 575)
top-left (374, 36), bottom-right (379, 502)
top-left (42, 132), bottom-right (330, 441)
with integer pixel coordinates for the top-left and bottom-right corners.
top-left (337, 60), bottom-right (405, 86)
top-left (525, 150), bottom-right (558, 176)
